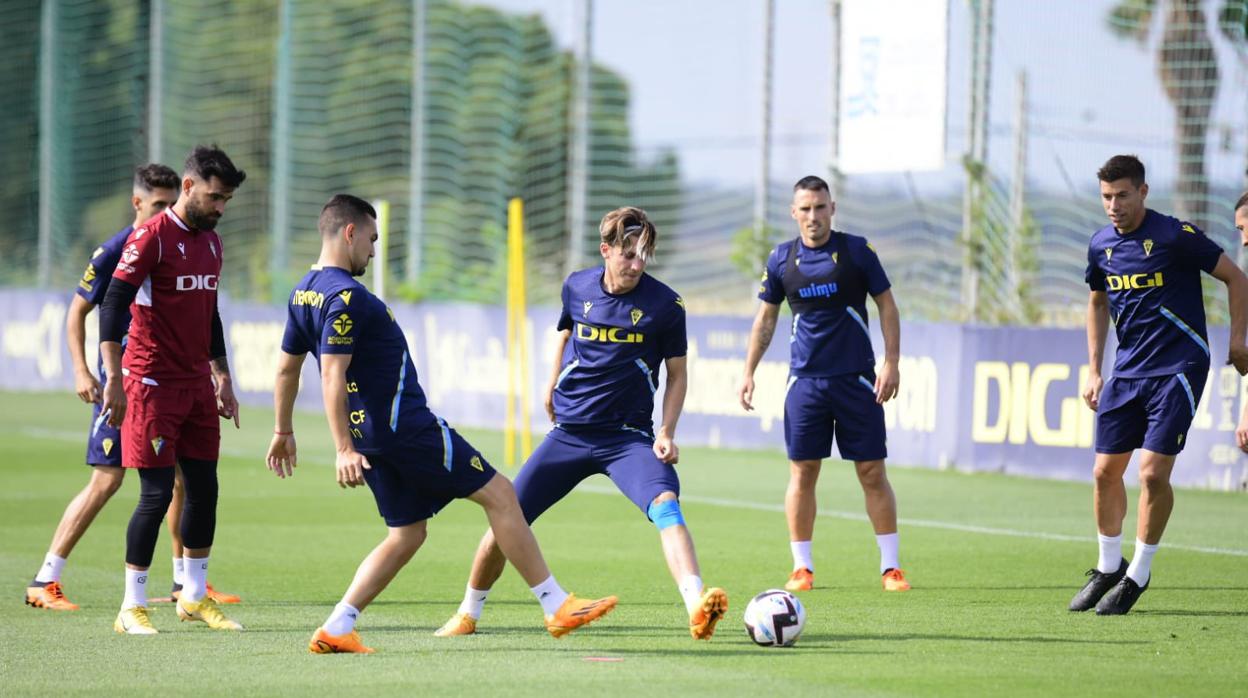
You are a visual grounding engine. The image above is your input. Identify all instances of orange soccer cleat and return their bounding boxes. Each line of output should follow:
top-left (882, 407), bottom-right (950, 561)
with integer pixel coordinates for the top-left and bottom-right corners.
top-left (785, 568), bottom-right (814, 592)
top-left (689, 587), bottom-right (728, 640)
top-left (882, 568), bottom-right (911, 592)
top-left (25, 581), bottom-right (80, 611)
top-left (545, 593), bottom-right (618, 638)
top-left (309, 627), bottom-right (375, 654)
top-left (433, 613), bottom-right (477, 637)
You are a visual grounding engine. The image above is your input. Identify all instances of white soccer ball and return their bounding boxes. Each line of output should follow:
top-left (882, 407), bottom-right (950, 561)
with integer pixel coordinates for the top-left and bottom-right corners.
top-left (743, 589), bottom-right (806, 647)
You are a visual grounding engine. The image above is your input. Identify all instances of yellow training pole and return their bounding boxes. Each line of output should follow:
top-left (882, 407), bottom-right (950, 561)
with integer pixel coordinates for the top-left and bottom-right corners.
top-left (504, 201), bottom-right (519, 468)
top-left (506, 198), bottom-right (533, 467)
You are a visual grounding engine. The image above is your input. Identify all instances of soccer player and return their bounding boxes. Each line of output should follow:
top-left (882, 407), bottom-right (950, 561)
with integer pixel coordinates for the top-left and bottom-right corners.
top-left (434, 206), bottom-right (727, 641)
top-left (1072, 155), bottom-right (1248, 615)
top-left (99, 145), bottom-right (247, 634)
top-left (737, 175), bottom-right (909, 594)
top-left (1235, 194), bottom-right (1248, 454)
top-left (265, 195), bottom-right (617, 654)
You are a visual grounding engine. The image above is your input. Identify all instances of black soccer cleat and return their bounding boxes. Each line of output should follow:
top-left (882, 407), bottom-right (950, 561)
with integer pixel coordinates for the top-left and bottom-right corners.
top-left (1095, 575), bottom-right (1149, 616)
top-left (1068, 558), bottom-right (1127, 612)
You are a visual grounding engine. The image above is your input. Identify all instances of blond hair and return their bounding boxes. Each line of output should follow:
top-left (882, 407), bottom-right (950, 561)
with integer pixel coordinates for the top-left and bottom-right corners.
top-left (598, 206), bottom-right (657, 260)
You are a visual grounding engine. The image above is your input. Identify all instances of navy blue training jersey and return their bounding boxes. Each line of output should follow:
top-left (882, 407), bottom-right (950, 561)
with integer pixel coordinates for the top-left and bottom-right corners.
top-left (76, 226), bottom-right (133, 323)
top-left (1085, 209), bottom-right (1223, 378)
top-left (280, 265), bottom-right (436, 453)
top-left (552, 269), bottom-right (687, 430)
top-left (758, 233), bottom-right (891, 377)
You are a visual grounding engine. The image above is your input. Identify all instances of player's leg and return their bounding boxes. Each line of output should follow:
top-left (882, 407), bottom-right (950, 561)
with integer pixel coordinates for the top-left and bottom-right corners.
top-left (309, 453), bottom-right (428, 653)
top-left (165, 463), bottom-right (186, 598)
top-left (438, 431), bottom-right (593, 636)
top-left (115, 466), bottom-right (175, 635)
top-left (165, 462), bottom-right (239, 604)
top-left (170, 383), bottom-right (240, 629)
top-left (1097, 371), bottom-right (1202, 615)
top-left (782, 377), bottom-right (834, 591)
top-left (309, 519), bottom-right (428, 654)
top-left (1071, 375), bottom-right (1141, 611)
top-left (27, 465), bottom-right (125, 610)
top-left (835, 371), bottom-right (906, 589)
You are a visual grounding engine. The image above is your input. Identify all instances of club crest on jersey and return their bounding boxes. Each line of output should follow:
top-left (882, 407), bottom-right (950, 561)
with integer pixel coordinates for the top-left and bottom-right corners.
top-left (151, 436), bottom-right (165, 456)
top-left (122, 244), bottom-right (140, 264)
top-left (332, 313), bottom-right (353, 336)
top-left (469, 455), bottom-right (484, 471)
top-left (339, 290), bottom-right (353, 306)
top-left (177, 242), bottom-right (186, 258)
top-left (630, 308), bottom-right (644, 326)
top-left (102, 438), bottom-right (114, 456)
top-left (832, 252), bottom-right (839, 264)
top-left (1105, 248), bottom-right (1113, 262)
top-left (583, 301), bottom-right (593, 317)
top-left (1182, 223), bottom-right (1196, 234)
top-left (1143, 239), bottom-right (1154, 256)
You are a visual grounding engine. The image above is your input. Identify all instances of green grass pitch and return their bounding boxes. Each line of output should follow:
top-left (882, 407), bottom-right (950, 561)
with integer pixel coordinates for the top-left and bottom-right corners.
top-left (1, 390), bottom-right (1244, 696)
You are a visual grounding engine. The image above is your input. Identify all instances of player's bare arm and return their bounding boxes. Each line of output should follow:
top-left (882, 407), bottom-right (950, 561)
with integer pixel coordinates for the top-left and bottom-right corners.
top-left (545, 329), bottom-right (571, 423)
top-left (321, 353), bottom-right (370, 488)
top-left (65, 294), bottom-right (101, 404)
top-left (1208, 254), bottom-right (1248, 375)
top-left (872, 289), bottom-right (901, 404)
top-left (655, 355), bottom-right (687, 465)
top-left (1083, 290), bottom-right (1109, 411)
top-left (739, 301), bottom-right (780, 411)
top-left (267, 350), bottom-right (305, 478)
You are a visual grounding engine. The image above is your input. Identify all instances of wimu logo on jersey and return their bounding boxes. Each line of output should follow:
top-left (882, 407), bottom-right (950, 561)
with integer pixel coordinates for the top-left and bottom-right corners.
top-left (575, 322), bottom-right (643, 344)
top-left (1106, 272), bottom-right (1163, 291)
top-left (797, 282), bottom-right (838, 299)
top-left (175, 274), bottom-right (218, 291)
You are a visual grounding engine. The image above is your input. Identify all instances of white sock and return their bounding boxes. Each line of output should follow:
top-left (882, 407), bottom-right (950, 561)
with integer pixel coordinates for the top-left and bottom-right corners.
top-left (1096, 533), bottom-right (1123, 573)
top-left (457, 585), bottom-right (490, 620)
top-left (172, 557), bottom-right (186, 586)
top-left (324, 602), bottom-right (360, 636)
top-left (790, 540), bottom-right (814, 572)
top-left (183, 555), bottom-right (209, 602)
top-left (1126, 539), bottom-right (1158, 586)
top-left (122, 567), bottom-right (148, 610)
top-left (34, 553), bottom-right (67, 584)
top-left (876, 533), bottom-right (900, 574)
top-left (530, 575), bottom-right (569, 616)
top-left (678, 574), bottom-right (704, 615)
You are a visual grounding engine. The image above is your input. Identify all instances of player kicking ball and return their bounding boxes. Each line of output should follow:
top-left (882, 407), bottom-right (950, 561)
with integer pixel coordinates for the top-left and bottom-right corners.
top-left (434, 206), bottom-right (728, 641)
top-left (266, 195), bottom-right (616, 654)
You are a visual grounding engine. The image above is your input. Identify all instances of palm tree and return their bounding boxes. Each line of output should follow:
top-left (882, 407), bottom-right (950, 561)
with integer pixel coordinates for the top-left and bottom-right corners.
top-left (1107, 0), bottom-right (1219, 231)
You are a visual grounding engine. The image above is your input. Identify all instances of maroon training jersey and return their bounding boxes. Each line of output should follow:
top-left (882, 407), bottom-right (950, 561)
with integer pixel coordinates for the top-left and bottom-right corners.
top-left (112, 209), bottom-right (223, 387)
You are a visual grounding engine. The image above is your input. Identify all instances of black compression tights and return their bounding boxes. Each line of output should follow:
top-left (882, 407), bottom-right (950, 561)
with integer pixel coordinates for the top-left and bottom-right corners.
top-left (124, 459), bottom-right (219, 567)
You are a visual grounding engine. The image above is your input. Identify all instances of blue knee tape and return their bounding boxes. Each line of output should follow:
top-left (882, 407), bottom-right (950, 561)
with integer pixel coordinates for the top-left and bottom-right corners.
top-left (648, 499), bottom-right (685, 531)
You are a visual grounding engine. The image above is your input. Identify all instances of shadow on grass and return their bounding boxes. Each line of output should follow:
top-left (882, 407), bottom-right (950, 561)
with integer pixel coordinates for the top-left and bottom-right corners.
top-left (1133, 609), bottom-right (1248, 618)
top-left (806, 632), bottom-right (1141, 645)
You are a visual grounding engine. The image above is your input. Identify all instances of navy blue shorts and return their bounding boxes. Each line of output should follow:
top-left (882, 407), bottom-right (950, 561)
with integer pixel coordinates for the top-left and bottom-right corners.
top-left (85, 373), bottom-right (122, 467)
top-left (361, 418), bottom-right (496, 527)
top-left (1096, 370), bottom-right (1206, 456)
top-left (783, 373), bottom-right (887, 462)
top-left (512, 426), bottom-right (680, 523)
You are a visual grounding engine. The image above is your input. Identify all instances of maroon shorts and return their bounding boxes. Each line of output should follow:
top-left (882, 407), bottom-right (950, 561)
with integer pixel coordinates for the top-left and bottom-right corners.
top-left (121, 378), bottom-right (220, 469)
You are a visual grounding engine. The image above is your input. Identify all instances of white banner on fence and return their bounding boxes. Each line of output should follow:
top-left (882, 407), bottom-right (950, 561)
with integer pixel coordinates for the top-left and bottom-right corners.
top-left (838, 0), bottom-right (948, 173)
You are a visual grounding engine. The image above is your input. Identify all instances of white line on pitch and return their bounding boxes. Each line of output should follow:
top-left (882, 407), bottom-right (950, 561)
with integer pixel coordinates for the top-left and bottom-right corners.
top-left (18, 426), bottom-right (1248, 557)
top-left (578, 485), bottom-right (1248, 558)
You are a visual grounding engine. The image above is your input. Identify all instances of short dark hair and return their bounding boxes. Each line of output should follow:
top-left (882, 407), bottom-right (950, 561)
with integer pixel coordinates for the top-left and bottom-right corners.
top-left (793, 175), bottom-right (830, 193)
top-left (1097, 155), bottom-right (1146, 187)
top-left (134, 163), bottom-right (178, 192)
top-left (1236, 191), bottom-right (1248, 212)
top-left (318, 194), bottom-right (377, 237)
top-left (184, 144), bottom-right (246, 188)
